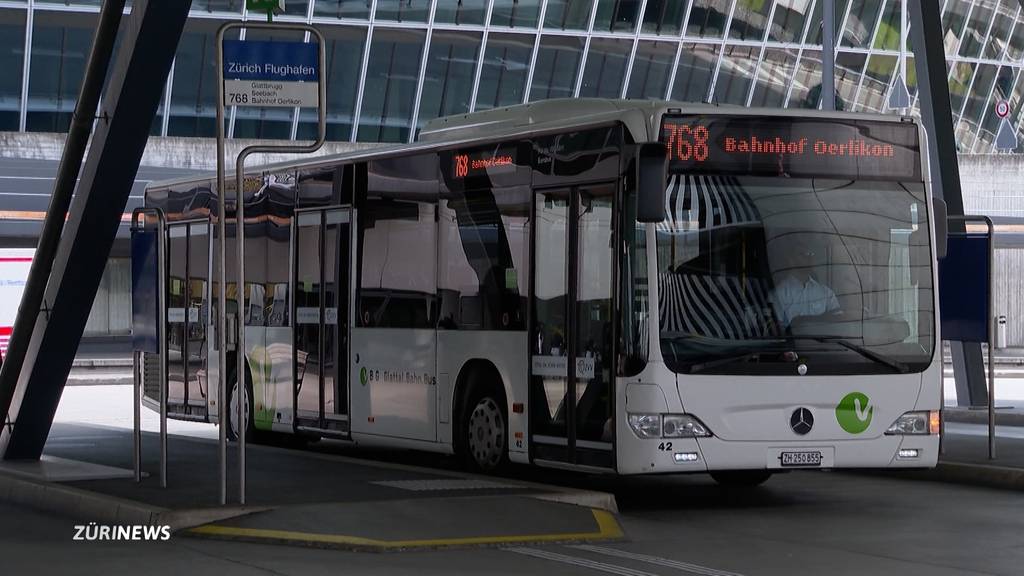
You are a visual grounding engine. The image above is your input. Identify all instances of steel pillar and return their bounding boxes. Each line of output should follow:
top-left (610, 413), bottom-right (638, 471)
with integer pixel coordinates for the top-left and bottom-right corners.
top-left (0, 0), bottom-right (194, 460)
top-left (909, 0), bottom-right (988, 407)
top-left (821, 0), bottom-right (836, 110)
top-left (0, 0), bottom-right (126, 448)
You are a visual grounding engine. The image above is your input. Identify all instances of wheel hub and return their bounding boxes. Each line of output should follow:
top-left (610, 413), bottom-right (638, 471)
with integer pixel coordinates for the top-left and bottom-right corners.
top-left (468, 398), bottom-right (504, 469)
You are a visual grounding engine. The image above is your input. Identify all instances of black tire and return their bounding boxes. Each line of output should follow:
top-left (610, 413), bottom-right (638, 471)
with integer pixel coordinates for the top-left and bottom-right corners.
top-left (710, 470), bottom-right (773, 487)
top-left (226, 371), bottom-right (255, 442)
top-left (459, 383), bottom-right (509, 473)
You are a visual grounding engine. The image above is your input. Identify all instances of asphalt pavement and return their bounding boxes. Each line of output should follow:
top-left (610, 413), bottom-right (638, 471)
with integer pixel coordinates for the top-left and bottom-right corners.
top-left (0, 384), bottom-right (1020, 575)
top-left (0, 460), bottom-right (1021, 575)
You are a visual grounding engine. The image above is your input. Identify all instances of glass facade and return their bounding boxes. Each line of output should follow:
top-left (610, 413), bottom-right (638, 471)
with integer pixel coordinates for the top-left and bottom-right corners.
top-left (2, 0), bottom-right (1023, 151)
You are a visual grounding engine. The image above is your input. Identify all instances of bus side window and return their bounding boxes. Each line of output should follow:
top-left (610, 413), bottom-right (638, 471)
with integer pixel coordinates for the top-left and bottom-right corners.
top-left (359, 155), bottom-right (439, 329)
top-left (437, 186), bottom-right (530, 331)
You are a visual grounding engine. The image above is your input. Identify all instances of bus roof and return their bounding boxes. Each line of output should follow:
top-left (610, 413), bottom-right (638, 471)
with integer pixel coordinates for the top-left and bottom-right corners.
top-left (146, 98), bottom-right (915, 191)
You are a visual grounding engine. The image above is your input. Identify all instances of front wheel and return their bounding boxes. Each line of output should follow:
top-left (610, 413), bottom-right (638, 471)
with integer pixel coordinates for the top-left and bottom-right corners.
top-left (710, 471), bottom-right (773, 487)
top-left (463, 392), bottom-right (508, 472)
top-left (226, 373), bottom-right (254, 442)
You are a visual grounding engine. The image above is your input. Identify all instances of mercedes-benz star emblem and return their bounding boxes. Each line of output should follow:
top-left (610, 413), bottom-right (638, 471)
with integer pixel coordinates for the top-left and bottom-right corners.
top-left (790, 408), bottom-right (814, 435)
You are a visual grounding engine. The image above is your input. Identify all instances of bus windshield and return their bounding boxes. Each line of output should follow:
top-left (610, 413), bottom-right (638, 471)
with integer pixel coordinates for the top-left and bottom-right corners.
top-left (656, 176), bottom-right (935, 376)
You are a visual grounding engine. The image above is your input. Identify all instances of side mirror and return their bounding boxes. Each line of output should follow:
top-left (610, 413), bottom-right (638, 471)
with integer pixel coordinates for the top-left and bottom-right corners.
top-left (636, 142), bottom-right (667, 223)
top-left (932, 196), bottom-right (947, 259)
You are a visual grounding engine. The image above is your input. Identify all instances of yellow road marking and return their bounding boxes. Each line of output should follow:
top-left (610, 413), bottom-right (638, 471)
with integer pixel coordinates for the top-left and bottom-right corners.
top-left (188, 508), bottom-right (622, 549)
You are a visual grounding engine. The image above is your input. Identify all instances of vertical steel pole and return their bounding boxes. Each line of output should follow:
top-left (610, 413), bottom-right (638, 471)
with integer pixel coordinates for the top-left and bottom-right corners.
top-left (987, 217), bottom-right (995, 460)
top-left (900, 0), bottom-right (907, 94)
top-left (236, 157), bottom-right (247, 506)
top-left (822, 0), bottom-right (836, 110)
top-left (215, 23), bottom-right (229, 507)
top-left (133, 349), bottom-right (141, 482)
top-left (158, 214), bottom-right (167, 488)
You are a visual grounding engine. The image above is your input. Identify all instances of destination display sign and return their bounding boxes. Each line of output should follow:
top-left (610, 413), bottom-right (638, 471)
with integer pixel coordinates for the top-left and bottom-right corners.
top-left (223, 40), bottom-right (319, 108)
top-left (660, 115), bottom-right (921, 181)
top-left (450, 144), bottom-right (519, 180)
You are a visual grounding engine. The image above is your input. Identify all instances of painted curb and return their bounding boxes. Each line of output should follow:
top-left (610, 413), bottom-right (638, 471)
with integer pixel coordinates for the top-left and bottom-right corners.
top-left (0, 470), bottom-right (265, 531)
top-left (931, 461), bottom-right (1024, 491)
top-left (530, 490), bottom-right (619, 514)
top-left (943, 409), bottom-right (1024, 427)
top-left (879, 461), bottom-right (1024, 492)
top-left (187, 508), bottom-right (624, 552)
top-left (0, 470), bottom-right (160, 526)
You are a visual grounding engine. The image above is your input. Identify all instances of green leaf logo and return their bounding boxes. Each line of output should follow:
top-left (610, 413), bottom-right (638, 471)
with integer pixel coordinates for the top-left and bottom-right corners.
top-left (360, 367), bottom-right (368, 386)
top-left (836, 392), bottom-right (873, 434)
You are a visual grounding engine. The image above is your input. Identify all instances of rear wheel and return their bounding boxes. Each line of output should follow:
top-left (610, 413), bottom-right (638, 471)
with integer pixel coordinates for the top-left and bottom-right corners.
top-left (710, 471), bottom-right (773, 487)
top-left (226, 372), bottom-right (254, 442)
top-left (461, 387), bottom-right (508, 472)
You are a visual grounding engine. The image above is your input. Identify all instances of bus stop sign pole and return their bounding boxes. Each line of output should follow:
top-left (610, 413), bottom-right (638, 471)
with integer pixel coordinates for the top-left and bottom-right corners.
top-left (130, 208), bottom-right (167, 486)
top-left (217, 21), bottom-right (326, 505)
top-left (942, 216), bottom-right (997, 459)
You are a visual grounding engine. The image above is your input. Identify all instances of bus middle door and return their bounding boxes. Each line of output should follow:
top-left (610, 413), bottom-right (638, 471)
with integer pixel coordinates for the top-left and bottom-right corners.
top-left (294, 208), bottom-right (352, 435)
top-left (163, 221), bottom-right (211, 420)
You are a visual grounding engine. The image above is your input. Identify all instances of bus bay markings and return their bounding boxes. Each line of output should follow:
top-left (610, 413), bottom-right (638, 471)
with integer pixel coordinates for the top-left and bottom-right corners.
top-left (506, 546), bottom-right (745, 576)
top-left (506, 548), bottom-right (660, 576)
top-left (570, 545), bottom-right (746, 576)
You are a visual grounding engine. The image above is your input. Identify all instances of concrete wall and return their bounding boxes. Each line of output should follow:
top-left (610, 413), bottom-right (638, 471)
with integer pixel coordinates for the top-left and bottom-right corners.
top-left (959, 155), bottom-right (1024, 347)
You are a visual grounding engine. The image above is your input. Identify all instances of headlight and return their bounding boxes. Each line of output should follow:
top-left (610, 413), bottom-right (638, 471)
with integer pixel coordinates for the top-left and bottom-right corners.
top-left (886, 411), bottom-right (940, 435)
top-left (662, 414), bottom-right (712, 438)
top-left (628, 413), bottom-right (713, 438)
top-left (628, 413), bottom-right (661, 438)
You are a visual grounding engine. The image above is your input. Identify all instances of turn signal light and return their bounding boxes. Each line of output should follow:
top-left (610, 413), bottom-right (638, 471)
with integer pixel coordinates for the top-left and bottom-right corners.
top-left (929, 411), bottom-right (941, 435)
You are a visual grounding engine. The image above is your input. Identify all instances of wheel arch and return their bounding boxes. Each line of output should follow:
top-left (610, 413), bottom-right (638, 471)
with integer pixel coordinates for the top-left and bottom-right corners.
top-left (452, 359), bottom-right (509, 447)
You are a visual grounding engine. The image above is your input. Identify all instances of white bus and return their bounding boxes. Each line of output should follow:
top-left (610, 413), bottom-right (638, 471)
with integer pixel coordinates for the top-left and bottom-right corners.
top-left (135, 99), bottom-right (942, 485)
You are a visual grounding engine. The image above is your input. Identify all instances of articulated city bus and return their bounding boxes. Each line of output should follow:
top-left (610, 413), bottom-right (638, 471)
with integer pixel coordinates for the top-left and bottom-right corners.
top-left (136, 99), bottom-right (942, 485)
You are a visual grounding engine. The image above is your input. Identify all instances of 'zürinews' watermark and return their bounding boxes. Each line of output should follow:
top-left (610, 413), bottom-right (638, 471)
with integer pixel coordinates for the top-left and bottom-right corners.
top-left (73, 523), bottom-right (171, 541)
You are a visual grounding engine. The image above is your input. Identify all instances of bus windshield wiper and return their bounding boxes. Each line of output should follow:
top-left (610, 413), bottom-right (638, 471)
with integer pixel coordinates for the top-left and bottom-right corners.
top-left (796, 336), bottom-right (909, 374)
top-left (689, 351), bottom-right (761, 374)
top-left (688, 347), bottom-right (791, 374)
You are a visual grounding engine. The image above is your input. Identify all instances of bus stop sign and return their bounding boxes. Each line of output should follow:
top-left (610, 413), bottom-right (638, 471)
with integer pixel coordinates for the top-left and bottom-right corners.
top-left (939, 233), bottom-right (991, 343)
top-left (131, 229), bottom-right (159, 354)
top-left (223, 40), bottom-right (319, 108)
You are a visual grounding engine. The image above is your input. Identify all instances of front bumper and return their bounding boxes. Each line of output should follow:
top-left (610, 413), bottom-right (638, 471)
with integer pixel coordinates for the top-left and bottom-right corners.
top-left (615, 433), bottom-right (939, 475)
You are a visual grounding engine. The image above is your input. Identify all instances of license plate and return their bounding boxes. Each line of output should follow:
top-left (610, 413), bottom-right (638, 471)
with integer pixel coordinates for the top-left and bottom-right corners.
top-left (780, 451), bottom-right (823, 467)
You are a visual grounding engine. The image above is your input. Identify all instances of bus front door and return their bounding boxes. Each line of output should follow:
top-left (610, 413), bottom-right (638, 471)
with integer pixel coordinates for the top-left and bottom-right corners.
top-left (294, 208), bottom-right (352, 434)
top-left (530, 184), bottom-right (616, 469)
